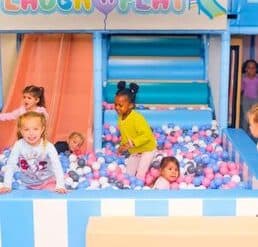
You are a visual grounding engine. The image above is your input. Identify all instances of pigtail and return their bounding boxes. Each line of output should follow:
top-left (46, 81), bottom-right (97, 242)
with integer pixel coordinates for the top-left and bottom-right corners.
top-left (116, 80), bottom-right (126, 95)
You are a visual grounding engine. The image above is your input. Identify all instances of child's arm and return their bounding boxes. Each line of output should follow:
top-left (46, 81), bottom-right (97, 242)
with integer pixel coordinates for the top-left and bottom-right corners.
top-left (47, 143), bottom-right (67, 194)
top-left (0, 142), bottom-right (20, 193)
top-left (0, 107), bottom-right (24, 121)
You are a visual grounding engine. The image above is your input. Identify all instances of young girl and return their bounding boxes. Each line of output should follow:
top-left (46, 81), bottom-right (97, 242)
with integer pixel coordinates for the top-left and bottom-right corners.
top-left (0, 85), bottom-right (48, 121)
top-left (241, 59), bottom-right (258, 132)
top-left (153, 156), bottom-right (180, 190)
top-left (247, 103), bottom-right (258, 149)
top-left (0, 112), bottom-right (66, 194)
top-left (55, 131), bottom-right (85, 155)
top-left (115, 81), bottom-right (157, 180)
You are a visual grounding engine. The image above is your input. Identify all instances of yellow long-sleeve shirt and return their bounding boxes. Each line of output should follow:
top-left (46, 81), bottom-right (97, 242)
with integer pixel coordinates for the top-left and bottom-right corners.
top-left (118, 110), bottom-right (157, 154)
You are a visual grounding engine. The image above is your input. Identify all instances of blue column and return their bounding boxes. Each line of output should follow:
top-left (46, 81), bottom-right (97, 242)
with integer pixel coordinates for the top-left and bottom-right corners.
top-left (93, 32), bottom-right (103, 151)
top-left (219, 31), bottom-right (230, 130)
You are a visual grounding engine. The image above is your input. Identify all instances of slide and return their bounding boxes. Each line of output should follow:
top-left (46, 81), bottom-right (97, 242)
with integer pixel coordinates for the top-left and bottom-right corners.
top-left (198, 0), bottom-right (226, 19)
top-left (0, 34), bottom-right (93, 151)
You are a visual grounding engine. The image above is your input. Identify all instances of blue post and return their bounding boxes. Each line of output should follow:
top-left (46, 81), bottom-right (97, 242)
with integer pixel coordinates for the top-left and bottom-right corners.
top-left (219, 30), bottom-right (230, 130)
top-left (93, 32), bottom-right (103, 151)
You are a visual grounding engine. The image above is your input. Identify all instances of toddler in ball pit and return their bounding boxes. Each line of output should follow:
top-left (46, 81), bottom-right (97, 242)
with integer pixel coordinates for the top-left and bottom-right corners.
top-left (152, 156), bottom-right (180, 189)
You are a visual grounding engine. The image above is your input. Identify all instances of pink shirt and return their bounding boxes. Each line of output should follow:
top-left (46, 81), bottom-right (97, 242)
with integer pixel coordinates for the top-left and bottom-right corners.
top-left (242, 75), bottom-right (258, 99)
top-left (153, 176), bottom-right (170, 189)
top-left (0, 106), bottom-right (48, 121)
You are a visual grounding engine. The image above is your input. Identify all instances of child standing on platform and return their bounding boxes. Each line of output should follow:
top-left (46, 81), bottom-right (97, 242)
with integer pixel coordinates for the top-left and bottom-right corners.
top-left (241, 59), bottom-right (258, 132)
top-left (152, 156), bottom-right (180, 189)
top-left (0, 112), bottom-right (66, 194)
top-left (0, 85), bottom-right (48, 120)
top-left (115, 81), bottom-right (157, 181)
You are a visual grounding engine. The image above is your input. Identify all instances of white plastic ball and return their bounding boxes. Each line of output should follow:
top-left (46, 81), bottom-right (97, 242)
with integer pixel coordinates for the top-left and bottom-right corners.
top-left (70, 162), bottom-right (78, 171)
top-left (65, 177), bottom-right (74, 186)
top-left (109, 125), bottom-right (117, 134)
top-left (83, 166), bottom-right (92, 174)
top-left (97, 157), bottom-right (105, 164)
top-left (231, 175), bottom-right (241, 183)
top-left (108, 162), bottom-right (117, 171)
top-left (92, 161), bottom-right (101, 170)
top-left (99, 176), bottom-right (109, 185)
top-left (71, 181), bottom-right (79, 189)
top-left (69, 154), bottom-right (77, 162)
top-left (76, 168), bottom-right (84, 176)
top-left (179, 182), bottom-right (187, 189)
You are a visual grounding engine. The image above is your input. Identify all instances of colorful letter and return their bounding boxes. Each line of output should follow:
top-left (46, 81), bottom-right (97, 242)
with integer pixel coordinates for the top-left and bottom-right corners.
top-left (39, 0), bottom-right (56, 11)
top-left (21, 0), bottom-right (38, 11)
top-left (118, 0), bottom-right (135, 12)
top-left (57, 0), bottom-right (72, 11)
top-left (152, 0), bottom-right (169, 10)
top-left (74, 0), bottom-right (91, 11)
top-left (3, 0), bottom-right (19, 11)
top-left (135, 0), bottom-right (150, 11)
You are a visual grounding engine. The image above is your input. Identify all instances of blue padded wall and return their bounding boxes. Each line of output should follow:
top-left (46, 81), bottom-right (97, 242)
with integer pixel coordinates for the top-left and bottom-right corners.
top-left (104, 82), bottom-right (209, 105)
top-left (107, 35), bottom-right (205, 81)
top-left (109, 35), bottom-right (202, 57)
top-left (104, 109), bottom-right (213, 127)
top-left (108, 57), bottom-right (204, 80)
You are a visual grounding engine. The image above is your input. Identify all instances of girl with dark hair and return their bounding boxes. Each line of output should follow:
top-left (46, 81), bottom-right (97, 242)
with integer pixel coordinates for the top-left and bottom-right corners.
top-left (0, 85), bottom-right (48, 121)
top-left (114, 81), bottom-right (157, 181)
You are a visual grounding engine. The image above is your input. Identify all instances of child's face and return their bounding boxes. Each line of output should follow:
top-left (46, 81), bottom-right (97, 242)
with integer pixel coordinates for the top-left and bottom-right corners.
top-left (114, 95), bottom-right (133, 119)
top-left (249, 115), bottom-right (258, 138)
top-left (246, 62), bottom-right (257, 78)
top-left (20, 117), bottom-right (44, 146)
top-left (161, 161), bottom-right (179, 183)
top-left (23, 93), bottom-right (40, 110)
top-left (68, 136), bottom-right (83, 152)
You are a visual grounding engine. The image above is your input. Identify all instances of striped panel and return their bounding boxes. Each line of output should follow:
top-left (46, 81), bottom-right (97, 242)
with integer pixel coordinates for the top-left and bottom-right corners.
top-left (2, 197), bottom-right (258, 247)
top-left (0, 200), bottom-right (34, 247)
top-left (33, 199), bottom-right (68, 247)
top-left (168, 199), bottom-right (203, 216)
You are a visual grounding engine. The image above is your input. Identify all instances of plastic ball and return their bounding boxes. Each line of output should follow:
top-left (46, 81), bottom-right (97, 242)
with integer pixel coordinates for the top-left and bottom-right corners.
top-left (78, 158), bottom-right (86, 167)
top-left (68, 170), bottom-right (80, 182)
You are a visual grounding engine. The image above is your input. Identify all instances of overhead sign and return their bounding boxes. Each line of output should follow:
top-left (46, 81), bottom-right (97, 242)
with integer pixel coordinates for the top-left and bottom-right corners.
top-left (0, 0), bottom-right (227, 30)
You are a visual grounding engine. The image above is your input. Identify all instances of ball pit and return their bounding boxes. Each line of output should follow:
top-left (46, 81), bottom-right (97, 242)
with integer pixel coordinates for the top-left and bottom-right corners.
top-left (0, 122), bottom-right (251, 191)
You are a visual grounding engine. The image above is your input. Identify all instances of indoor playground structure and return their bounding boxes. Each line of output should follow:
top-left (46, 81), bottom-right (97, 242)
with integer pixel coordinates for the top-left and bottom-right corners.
top-left (0, 1), bottom-right (258, 247)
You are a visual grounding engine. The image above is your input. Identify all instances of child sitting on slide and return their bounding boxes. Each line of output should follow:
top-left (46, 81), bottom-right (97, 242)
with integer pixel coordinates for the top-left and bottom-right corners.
top-left (0, 85), bottom-right (48, 120)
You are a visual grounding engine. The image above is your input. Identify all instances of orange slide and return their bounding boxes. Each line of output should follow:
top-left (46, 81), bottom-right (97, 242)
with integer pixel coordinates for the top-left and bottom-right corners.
top-left (0, 34), bottom-right (93, 152)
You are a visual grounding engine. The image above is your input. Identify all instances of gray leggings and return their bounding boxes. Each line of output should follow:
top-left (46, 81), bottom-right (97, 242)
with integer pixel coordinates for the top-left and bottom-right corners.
top-left (240, 96), bottom-right (257, 131)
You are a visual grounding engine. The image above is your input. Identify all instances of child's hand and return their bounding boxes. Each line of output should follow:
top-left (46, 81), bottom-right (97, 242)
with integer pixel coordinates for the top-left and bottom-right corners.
top-left (118, 143), bottom-right (130, 154)
top-left (55, 187), bottom-right (67, 194)
top-left (0, 186), bottom-right (11, 194)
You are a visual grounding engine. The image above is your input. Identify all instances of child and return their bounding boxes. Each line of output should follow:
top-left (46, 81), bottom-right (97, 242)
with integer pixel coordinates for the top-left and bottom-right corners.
top-left (115, 81), bottom-right (157, 180)
top-left (55, 132), bottom-right (85, 155)
top-left (247, 103), bottom-right (258, 150)
top-left (0, 85), bottom-right (48, 120)
top-left (240, 59), bottom-right (258, 132)
top-left (153, 156), bottom-right (180, 189)
top-left (0, 112), bottom-right (66, 194)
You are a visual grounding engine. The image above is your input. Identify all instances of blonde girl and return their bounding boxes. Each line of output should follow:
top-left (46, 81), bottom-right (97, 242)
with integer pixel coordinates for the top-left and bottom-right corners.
top-left (0, 112), bottom-right (66, 194)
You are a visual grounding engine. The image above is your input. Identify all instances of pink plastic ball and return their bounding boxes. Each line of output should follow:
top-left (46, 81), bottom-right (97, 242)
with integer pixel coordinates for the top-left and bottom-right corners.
top-left (150, 168), bottom-right (160, 178)
top-left (170, 182), bottom-right (179, 190)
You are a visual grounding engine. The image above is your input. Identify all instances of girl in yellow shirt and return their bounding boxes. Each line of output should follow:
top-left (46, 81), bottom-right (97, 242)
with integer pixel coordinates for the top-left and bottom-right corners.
top-left (114, 81), bottom-right (157, 181)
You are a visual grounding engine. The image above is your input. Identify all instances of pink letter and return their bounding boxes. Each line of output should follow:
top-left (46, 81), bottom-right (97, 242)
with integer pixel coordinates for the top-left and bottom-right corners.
top-left (152, 0), bottom-right (169, 10)
top-left (21, 0), bottom-right (38, 10)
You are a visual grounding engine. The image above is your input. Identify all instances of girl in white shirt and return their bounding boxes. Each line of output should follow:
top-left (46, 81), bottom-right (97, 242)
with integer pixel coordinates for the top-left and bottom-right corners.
top-left (0, 111), bottom-right (66, 194)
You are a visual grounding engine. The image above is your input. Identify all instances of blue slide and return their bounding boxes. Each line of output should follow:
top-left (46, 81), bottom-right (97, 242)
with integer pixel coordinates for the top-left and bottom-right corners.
top-left (198, 0), bottom-right (227, 19)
